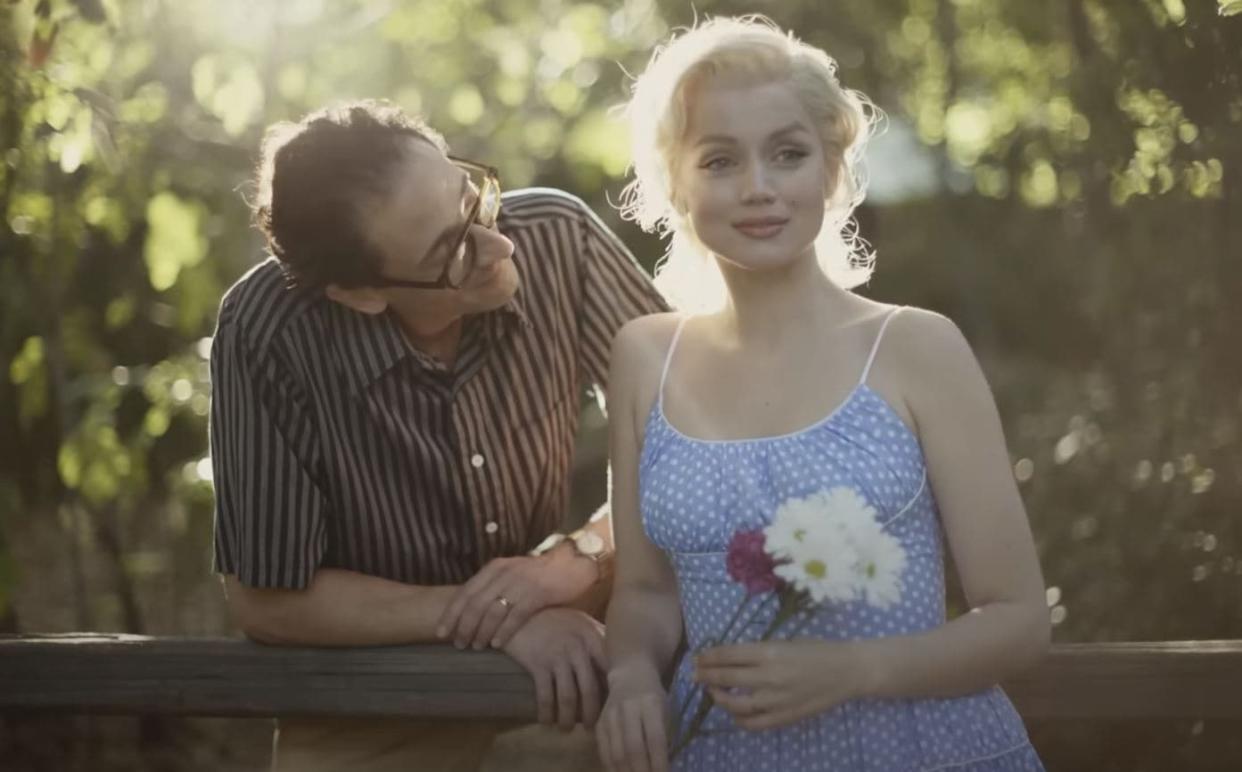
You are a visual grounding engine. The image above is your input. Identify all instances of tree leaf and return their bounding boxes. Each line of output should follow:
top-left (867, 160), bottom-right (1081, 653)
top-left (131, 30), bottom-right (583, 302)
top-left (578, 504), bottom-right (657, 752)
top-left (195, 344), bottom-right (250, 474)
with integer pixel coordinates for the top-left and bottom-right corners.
top-left (143, 193), bottom-right (207, 292)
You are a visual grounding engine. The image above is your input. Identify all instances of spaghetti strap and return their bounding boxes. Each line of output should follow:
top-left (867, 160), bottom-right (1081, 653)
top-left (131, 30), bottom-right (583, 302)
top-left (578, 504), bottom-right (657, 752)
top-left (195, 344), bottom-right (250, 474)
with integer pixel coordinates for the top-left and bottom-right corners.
top-left (658, 316), bottom-right (692, 410)
top-left (859, 307), bottom-right (903, 385)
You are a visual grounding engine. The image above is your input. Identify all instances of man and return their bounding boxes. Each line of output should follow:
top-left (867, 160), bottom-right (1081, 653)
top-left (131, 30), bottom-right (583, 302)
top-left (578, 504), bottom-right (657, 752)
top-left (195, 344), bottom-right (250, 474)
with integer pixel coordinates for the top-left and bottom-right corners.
top-left (209, 100), bottom-right (667, 771)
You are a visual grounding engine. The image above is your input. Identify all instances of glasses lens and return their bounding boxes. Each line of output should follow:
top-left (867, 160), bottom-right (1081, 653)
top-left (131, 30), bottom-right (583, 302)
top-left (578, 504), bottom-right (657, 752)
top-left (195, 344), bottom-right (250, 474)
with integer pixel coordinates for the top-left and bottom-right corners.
top-left (446, 236), bottom-right (474, 287)
top-left (478, 177), bottom-right (501, 228)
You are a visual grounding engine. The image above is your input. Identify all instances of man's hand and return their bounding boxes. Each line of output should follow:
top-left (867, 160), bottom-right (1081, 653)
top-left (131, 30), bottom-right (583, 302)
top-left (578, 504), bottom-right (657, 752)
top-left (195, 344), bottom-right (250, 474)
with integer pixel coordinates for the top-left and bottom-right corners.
top-left (436, 550), bottom-right (597, 650)
top-left (502, 607), bottom-right (607, 730)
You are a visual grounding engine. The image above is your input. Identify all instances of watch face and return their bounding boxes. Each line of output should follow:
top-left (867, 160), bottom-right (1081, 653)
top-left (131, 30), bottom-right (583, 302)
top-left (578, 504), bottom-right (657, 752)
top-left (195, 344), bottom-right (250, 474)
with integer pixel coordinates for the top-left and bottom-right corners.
top-left (574, 531), bottom-right (605, 556)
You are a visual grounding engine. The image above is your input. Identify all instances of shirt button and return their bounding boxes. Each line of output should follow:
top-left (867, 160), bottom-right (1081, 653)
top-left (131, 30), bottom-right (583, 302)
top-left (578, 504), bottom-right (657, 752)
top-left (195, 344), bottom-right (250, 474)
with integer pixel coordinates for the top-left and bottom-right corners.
top-left (484, 521), bottom-right (499, 535)
top-left (471, 453), bottom-right (485, 469)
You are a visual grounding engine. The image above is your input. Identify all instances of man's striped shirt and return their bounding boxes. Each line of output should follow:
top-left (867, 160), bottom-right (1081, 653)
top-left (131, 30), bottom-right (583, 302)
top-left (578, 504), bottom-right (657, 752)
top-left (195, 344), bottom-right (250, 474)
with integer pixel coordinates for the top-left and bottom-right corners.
top-left (210, 188), bottom-right (668, 588)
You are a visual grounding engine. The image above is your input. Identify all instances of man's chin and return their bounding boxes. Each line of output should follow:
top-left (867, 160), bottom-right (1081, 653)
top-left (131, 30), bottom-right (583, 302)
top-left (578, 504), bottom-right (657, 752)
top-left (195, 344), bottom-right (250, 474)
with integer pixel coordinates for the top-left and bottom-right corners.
top-left (472, 271), bottom-right (520, 311)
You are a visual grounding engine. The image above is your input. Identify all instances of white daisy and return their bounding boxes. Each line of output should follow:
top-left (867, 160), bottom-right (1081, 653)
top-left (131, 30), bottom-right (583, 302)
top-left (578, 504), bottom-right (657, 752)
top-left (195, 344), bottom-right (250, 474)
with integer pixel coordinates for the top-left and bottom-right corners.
top-left (763, 486), bottom-right (907, 609)
top-left (852, 527), bottom-right (907, 609)
top-left (773, 535), bottom-right (859, 604)
top-left (818, 486), bottom-right (881, 540)
top-left (763, 494), bottom-right (828, 560)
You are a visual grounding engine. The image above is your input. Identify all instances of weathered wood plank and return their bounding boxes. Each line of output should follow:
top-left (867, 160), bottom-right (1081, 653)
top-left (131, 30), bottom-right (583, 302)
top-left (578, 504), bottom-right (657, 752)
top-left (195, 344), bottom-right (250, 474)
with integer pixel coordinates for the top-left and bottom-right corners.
top-left (3, 635), bottom-right (1242, 720)
top-left (1004, 640), bottom-right (1242, 720)
top-left (0, 635), bottom-right (535, 719)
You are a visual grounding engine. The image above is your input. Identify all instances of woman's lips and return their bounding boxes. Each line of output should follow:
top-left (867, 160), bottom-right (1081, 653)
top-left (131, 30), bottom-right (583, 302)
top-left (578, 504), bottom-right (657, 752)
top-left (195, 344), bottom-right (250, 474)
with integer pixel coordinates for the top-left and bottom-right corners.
top-left (733, 218), bottom-right (789, 239)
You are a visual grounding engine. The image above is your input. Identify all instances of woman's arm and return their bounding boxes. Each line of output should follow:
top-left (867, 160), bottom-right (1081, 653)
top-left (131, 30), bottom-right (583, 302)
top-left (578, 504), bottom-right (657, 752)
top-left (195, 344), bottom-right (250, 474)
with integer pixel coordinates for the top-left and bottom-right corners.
top-left (597, 315), bottom-right (684, 772)
top-left (604, 315), bottom-right (685, 687)
top-left (857, 308), bottom-right (1049, 698)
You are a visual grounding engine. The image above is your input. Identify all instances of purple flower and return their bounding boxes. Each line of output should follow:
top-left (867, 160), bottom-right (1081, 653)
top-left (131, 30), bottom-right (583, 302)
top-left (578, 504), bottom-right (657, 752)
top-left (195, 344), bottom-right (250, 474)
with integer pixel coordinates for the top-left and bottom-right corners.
top-left (726, 529), bottom-right (781, 595)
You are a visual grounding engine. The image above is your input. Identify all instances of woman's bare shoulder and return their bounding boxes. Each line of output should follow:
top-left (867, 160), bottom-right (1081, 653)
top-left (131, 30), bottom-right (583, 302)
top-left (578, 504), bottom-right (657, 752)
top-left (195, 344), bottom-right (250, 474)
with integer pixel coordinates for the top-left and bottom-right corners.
top-left (611, 312), bottom-right (686, 423)
top-left (613, 312), bottom-right (686, 370)
top-left (883, 306), bottom-right (976, 370)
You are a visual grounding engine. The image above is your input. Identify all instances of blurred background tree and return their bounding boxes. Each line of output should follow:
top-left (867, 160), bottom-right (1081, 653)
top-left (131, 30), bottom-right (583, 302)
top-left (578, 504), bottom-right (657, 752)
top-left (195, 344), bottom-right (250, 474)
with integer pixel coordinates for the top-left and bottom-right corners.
top-left (1, 0), bottom-right (1239, 769)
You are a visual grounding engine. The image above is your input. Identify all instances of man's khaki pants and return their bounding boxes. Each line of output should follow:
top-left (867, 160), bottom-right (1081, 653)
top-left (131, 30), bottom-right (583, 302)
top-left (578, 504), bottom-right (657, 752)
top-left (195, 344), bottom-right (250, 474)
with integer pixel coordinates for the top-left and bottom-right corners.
top-left (272, 718), bottom-right (605, 772)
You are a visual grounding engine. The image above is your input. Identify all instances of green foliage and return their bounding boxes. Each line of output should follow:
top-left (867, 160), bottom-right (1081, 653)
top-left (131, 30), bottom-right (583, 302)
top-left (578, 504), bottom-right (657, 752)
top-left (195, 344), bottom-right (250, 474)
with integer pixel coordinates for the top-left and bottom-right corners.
top-left (191, 53), bottom-right (265, 138)
top-left (143, 192), bottom-right (207, 291)
top-left (0, 0), bottom-right (675, 634)
top-left (9, 336), bottom-right (48, 425)
top-left (0, 0), bottom-right (1240, 765)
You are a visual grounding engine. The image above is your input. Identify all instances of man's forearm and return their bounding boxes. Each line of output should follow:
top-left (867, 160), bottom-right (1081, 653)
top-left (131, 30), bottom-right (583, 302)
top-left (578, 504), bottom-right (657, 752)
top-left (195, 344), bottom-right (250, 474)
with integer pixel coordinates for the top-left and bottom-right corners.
top-left (225, 568), bottom-right (460, 647)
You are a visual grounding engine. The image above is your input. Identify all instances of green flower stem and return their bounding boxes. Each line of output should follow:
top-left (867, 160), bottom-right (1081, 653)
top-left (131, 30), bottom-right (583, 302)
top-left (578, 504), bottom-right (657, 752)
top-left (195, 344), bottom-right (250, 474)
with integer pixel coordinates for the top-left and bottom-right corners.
top-left (669, 590), bottom-right (810, 761)
top-left (668, 591), bottom-right (775, 749)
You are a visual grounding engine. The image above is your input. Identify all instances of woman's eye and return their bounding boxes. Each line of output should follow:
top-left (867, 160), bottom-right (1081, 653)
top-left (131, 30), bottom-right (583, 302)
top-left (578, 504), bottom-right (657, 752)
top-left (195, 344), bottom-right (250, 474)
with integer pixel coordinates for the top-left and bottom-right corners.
top-left (776, 148), bottom-right (809, 163)
top-left (700, 156), bottom-right (732, 171)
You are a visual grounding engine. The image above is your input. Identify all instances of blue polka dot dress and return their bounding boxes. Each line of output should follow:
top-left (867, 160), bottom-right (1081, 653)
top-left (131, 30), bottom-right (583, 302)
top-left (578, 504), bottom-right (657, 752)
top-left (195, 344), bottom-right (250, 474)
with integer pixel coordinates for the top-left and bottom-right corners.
top-left (639, 310), bottom-right (1044, 771)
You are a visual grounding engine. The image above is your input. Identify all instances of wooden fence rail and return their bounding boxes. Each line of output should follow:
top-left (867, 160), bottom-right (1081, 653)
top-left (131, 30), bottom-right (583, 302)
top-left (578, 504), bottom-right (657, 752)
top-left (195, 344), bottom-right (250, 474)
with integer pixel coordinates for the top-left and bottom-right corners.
top-left (3, 635), bottom-right (1241, 721)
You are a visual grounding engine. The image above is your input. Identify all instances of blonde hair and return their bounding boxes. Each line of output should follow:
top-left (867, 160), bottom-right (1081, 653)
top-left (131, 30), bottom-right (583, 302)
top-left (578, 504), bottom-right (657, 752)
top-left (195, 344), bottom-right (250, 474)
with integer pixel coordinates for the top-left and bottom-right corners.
top-left (619, 16), bottom-right (882, 312)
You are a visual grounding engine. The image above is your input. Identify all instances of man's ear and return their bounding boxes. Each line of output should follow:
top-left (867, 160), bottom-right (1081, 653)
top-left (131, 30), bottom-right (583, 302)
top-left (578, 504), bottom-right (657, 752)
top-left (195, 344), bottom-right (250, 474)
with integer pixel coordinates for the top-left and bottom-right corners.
top-left (325, 283), bottom-right (389, 315)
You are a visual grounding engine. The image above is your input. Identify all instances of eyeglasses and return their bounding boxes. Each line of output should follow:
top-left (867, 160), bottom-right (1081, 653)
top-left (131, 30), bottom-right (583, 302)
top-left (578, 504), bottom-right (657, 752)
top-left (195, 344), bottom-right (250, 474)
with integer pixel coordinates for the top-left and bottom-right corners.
top-left (371, 156), bottom-right (501, 290)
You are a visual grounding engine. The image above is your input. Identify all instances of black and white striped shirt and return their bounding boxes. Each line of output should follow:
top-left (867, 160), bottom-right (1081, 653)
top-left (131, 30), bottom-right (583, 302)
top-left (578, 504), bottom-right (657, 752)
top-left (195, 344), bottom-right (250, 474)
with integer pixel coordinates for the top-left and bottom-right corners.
top-left (210, 188), bottom-right (668, 589)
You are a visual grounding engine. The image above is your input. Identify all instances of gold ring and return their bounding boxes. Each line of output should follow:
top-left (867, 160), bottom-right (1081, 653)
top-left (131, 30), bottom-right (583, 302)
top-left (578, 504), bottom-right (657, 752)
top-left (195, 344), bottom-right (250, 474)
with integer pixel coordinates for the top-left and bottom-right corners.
top-left (496, 596), bottom-right (513, 609)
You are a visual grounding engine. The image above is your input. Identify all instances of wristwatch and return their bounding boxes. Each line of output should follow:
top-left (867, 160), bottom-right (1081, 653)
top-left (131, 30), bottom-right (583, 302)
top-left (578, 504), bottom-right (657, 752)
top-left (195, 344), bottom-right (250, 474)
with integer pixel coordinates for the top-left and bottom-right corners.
top-left (529, 528), bottom-right (609, 584)
top-left (567, 528), bottom-right (606, 563)
top-left (568, 528), bottom-right (609, 586)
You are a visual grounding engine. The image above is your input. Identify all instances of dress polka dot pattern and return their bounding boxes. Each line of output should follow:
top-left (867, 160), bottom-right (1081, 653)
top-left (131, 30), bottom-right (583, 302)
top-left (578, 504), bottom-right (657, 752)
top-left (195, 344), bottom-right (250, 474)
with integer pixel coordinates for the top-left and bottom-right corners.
top-left (639, 311), bottom-right (1044, 771)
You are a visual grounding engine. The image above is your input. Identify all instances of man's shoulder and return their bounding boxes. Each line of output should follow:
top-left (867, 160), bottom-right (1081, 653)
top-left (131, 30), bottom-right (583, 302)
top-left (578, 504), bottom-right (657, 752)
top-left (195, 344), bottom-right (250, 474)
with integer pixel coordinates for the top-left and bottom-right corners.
top-left (216, 257), bottom-right (322, 355)
top-left (498, 187), bottom-right (592, 229)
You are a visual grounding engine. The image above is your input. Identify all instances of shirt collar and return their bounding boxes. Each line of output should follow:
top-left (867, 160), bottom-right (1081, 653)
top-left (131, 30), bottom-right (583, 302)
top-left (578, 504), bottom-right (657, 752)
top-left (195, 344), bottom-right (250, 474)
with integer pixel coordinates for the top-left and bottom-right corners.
top-left (495, 270), bottom-right (532, 333)
top-left (333, 284), bottom-right (531, 397)
top-left (333, 303), bottom-right (416, 397)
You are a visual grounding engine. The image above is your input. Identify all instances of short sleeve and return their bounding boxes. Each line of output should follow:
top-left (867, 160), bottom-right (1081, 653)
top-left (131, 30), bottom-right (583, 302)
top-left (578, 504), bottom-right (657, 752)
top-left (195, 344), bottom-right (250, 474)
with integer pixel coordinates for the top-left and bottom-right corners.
top-left (575, 203), bottom-right (670, 393)
top-left (209, 320), bottom-right (328, 590)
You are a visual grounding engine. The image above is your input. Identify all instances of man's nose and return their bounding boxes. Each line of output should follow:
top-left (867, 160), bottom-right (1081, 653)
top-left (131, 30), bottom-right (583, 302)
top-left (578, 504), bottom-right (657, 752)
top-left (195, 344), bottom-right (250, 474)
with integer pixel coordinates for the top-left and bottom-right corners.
top-left (473, 224), bottom-right (514, 266)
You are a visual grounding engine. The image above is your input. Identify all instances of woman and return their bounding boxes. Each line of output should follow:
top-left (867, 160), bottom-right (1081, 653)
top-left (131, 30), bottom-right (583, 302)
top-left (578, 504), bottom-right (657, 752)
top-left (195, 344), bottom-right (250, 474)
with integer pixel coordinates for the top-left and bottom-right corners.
top-left (597, 16), bottom-right (1048, 772)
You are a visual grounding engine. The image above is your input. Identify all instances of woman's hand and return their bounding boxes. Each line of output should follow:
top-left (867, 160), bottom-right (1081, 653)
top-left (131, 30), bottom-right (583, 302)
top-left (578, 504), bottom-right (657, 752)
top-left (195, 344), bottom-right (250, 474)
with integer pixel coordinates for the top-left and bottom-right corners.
top-left (694, 639), bottom-right (870, 731)
top-left (597, 662), bottom-right (670, 772)
top-left (436, 549), bottom-right (597, 650)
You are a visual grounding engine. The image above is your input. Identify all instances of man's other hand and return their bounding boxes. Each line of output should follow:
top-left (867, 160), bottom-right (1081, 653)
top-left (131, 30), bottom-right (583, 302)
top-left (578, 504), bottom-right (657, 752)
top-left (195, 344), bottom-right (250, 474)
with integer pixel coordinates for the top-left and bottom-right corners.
top-left (501, 607), bottom-right (607, 730)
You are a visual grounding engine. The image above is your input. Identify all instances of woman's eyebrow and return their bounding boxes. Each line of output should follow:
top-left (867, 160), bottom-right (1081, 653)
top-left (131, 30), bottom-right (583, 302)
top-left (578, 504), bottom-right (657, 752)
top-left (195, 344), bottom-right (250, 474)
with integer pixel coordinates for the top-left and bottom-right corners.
top-left (693, 122), bottom-right (812, 148)
top-left (768, 123), bottom-right (813, 141)
top-left (694, 133), bottom-right (737, 148)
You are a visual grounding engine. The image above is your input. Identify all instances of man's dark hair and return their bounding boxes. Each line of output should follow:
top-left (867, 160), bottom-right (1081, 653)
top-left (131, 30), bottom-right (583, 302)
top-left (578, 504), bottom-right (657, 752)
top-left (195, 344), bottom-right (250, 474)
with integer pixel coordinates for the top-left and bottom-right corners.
top-left (252, 99), bottom-right (447, 288)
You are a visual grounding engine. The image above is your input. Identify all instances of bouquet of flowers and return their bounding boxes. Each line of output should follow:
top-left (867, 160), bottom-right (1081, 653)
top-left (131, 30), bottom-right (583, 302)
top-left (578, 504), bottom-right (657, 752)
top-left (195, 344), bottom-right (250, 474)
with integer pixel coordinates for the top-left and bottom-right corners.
top-left (669, 486), bottom-right (907, 759)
